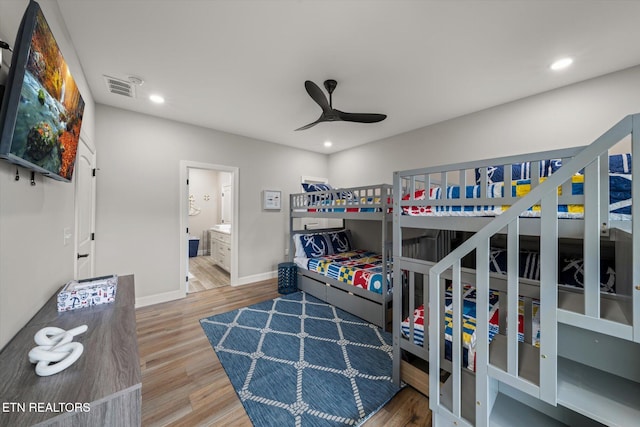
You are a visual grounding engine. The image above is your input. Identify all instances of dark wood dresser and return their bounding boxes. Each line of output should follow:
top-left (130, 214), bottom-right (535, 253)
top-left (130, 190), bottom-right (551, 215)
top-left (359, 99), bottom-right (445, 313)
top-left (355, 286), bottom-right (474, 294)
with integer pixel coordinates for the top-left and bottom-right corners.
top-left (0, 275), bottom-right (141, 426)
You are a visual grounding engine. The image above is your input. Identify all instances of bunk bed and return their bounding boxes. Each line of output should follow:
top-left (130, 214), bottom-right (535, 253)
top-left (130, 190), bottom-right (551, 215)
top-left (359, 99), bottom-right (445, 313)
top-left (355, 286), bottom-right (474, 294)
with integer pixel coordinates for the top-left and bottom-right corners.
top-left (392, 114), bottom-right (640, 427)
top-left (290, 183), bottom-right (394, 328)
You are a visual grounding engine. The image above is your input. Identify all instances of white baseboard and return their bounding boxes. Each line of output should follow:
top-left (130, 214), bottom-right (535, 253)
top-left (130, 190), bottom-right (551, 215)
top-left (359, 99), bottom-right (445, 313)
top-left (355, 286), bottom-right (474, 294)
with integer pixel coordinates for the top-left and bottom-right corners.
top-left (135, 271), bottom-right (277, 306)
top-left (135, 289), bottom-right (186, 308)
top-left (233, 270), bottom-right (277, 286)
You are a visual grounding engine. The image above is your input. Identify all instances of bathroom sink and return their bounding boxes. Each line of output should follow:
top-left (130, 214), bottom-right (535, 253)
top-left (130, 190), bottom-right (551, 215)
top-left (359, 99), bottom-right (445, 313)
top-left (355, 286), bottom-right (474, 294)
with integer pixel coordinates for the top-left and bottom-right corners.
top-left (212, 224), bottom-right (231, 233)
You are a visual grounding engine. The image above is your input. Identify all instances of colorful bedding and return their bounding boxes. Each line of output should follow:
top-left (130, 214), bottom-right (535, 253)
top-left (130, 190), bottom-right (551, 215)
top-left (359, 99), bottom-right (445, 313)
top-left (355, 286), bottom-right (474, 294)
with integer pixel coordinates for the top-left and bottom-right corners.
top-left (402, 173), bottom-right (631, 220)
top-left (302, 196), bottom-right (391, 213)
top-left (297, 250), bottom-right (388, 294)
top-left (401, 284), bottom-right (541, 371)
top-left (477, 153), bottom-right (631, 184)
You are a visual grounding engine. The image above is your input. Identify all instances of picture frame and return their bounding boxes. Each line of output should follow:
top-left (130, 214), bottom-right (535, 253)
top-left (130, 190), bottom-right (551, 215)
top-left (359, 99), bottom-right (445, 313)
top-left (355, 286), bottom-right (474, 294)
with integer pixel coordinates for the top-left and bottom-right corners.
top-left (262, 190), bottom-right (281, 210)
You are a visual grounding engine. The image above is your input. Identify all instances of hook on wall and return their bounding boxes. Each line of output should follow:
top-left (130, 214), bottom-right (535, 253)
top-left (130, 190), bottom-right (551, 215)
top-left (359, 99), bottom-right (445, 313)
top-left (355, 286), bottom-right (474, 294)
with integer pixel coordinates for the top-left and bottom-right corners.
top-left (30, 171), bottom-right (36, 186)
top-left (0, 40), bottom-right (11, 71)
top-left (15, 168), bottom-right (19, 181)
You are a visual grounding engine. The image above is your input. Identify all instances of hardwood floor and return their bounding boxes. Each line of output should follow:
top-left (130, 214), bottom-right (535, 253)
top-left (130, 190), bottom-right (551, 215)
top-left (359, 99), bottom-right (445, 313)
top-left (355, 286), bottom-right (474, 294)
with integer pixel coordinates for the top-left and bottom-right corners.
top-left (188, 256), bottom-right (230, 293)
top-left (136, 279), bottom-right (431, 426)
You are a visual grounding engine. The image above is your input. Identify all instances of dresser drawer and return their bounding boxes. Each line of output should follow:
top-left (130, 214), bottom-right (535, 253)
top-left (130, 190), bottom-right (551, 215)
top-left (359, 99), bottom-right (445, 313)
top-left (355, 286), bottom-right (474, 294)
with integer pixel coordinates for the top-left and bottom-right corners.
top-left (217, 244), bottom-right (227, 256)
top-left (220, 247), bottom-right (230, 271)
top-left (210, 230), bottom-right (231, 244)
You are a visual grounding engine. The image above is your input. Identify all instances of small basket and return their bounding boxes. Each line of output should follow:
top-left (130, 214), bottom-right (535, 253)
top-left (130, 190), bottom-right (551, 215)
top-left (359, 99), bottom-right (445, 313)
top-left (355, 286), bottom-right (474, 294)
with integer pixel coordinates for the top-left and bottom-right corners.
top-left (277, 262), bottom-right (298, 294)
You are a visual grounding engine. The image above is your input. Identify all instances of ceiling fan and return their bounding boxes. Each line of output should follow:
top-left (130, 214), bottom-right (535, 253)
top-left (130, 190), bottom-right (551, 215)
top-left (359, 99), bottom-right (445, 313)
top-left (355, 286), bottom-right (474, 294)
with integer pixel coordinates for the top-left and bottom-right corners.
top-left (295, 80), bottom-right (387, 131)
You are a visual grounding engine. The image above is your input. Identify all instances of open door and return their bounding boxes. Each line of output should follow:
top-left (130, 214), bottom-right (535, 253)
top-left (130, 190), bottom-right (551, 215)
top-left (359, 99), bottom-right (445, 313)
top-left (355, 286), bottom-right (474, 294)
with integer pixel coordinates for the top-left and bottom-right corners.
top-left (180, 160), bottom-right (239, 292)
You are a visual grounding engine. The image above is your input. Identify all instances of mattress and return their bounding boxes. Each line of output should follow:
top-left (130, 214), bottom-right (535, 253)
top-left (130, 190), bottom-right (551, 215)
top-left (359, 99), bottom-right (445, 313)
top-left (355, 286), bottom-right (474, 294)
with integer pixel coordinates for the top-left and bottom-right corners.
top-left (402, 174), bottom-right (631, 221)
top-left (401, 284), bottom-right (541, 371)
top-left (295, 250), bottom-right (389, 294)
top-left (489, 247), bottom-right (617, 293)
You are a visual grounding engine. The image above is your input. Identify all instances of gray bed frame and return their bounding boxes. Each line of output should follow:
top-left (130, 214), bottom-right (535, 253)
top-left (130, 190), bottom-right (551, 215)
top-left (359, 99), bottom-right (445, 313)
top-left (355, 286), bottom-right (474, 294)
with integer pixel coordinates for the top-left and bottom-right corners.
top-left (289, 184), bottom-right (393, 328)
top-left (392, 114), bottom-right (640, 426)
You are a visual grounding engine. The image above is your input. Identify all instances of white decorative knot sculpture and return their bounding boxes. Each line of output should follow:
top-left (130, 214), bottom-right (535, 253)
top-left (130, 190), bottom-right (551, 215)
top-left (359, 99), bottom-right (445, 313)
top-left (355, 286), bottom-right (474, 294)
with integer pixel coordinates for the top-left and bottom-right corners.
top-left (28, 325), bottom-right (87, 377)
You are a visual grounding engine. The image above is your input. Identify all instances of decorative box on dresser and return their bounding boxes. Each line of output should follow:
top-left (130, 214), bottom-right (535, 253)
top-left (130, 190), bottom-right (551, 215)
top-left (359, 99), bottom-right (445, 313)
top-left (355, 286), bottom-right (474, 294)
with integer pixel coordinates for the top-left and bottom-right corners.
top-left (0, 275), bottom-right (141, 426)
top-left (209, 229), bottom-right (231, 272)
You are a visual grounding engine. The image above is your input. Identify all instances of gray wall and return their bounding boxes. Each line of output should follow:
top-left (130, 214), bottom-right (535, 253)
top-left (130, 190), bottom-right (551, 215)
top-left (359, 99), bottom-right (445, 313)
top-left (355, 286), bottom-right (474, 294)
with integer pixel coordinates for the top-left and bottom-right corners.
top-left (0, 1), bottom-right (96, 349)
top-left (329, 65), bottom-right (640, 187)
top-left (2, 0), bottom-right (640, 349)
top-left (94, 105), bottom-right (328, 303)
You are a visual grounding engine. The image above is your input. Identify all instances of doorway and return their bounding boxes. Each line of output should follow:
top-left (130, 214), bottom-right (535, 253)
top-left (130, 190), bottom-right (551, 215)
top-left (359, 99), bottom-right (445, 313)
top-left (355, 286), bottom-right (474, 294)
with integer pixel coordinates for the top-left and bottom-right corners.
top-left (179, 161), bottom-right (239, 294)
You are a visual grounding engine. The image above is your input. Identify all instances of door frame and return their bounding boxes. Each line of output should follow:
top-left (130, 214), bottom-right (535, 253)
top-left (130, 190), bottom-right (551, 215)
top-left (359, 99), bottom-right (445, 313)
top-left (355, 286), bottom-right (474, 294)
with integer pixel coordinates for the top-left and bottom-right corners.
top-left (179, 160), bottom-right (239, 291)
top-left (74, 133), bottom-right (96, 279)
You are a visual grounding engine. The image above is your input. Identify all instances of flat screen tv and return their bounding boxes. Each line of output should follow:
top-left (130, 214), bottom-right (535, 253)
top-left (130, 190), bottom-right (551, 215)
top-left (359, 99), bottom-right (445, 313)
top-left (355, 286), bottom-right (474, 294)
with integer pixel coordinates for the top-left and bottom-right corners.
top-left (0, 0), bottom-right (85, 182)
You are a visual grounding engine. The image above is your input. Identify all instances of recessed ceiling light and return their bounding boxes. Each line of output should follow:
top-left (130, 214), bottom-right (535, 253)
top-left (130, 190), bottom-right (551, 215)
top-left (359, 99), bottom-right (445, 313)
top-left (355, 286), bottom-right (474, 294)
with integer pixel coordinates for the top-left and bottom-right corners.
top-left (149, 94), bottom-right (165, 104)
top-left (550, 57), bottom-right (573, 71)
top-left (324, 140), bottom-right (333, 148)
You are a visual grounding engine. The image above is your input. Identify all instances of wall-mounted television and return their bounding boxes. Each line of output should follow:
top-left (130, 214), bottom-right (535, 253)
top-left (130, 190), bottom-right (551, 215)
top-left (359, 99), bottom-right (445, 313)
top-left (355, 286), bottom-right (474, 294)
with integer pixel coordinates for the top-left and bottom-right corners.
top-left (0, 0), bottom-right (85, 182)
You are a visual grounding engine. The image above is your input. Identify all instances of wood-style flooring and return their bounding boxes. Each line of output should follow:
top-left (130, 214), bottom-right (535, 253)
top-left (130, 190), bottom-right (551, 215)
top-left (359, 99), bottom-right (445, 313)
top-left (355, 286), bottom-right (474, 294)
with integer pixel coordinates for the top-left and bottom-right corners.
top-left (188, 256), bottom-right (230, 293)
top-left (136, 279), bottom-right (431, 426)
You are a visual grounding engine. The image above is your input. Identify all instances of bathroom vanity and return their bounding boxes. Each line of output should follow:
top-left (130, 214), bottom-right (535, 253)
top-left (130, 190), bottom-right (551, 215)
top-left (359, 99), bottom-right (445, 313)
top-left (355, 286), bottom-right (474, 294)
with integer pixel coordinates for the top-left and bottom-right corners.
top-left (209, 225), bottom-right (231, 272)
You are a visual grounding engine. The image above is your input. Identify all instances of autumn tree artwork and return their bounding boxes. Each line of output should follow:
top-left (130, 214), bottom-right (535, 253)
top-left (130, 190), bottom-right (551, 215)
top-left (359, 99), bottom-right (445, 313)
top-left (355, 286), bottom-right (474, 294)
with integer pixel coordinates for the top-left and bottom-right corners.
top-left (10, 7), bottom-right (85, 181)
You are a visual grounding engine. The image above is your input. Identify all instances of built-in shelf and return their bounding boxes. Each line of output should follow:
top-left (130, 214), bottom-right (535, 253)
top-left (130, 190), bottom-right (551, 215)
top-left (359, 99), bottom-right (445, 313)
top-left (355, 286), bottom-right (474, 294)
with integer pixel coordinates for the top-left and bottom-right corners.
top-left (558, 289), bottom-right (632, 324)
top-left (437, 334), bottom-right (639, 426)
top-left (490, 393), bottom-right (568, 427)
top-left (557, 357), bottom-right (640, 427)
top-left (438, 370), bottom-right (567, 426)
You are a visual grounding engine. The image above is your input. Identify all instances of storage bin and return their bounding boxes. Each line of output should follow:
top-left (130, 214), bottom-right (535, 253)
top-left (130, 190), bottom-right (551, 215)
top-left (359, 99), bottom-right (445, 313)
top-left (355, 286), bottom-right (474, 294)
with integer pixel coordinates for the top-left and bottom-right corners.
top-left (57, 275), bottom-right (118, 312)
top-left (278, 262), bottom-right (298, 294)
top-left (189, 237), bottom-right (199, 257)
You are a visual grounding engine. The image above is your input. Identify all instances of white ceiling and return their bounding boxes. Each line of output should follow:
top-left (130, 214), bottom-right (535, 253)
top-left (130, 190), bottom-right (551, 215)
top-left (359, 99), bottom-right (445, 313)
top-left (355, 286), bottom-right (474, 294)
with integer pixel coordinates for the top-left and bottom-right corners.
top-left (46, 1), bottom-right (640, 153)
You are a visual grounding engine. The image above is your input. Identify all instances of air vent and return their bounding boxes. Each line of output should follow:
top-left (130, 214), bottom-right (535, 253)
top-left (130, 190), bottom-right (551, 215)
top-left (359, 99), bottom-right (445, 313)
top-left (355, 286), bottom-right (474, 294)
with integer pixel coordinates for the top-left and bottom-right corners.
top-left (103, 75), bottom-right (135, 98)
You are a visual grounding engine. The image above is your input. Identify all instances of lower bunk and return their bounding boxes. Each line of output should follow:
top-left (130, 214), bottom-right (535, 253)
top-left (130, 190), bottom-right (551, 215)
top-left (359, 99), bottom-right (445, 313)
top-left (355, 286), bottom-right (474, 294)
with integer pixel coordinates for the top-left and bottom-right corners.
top-left (292, 228), bottom-right (431, 329)
top-left (292, 228), bottom-right (393, 328)
top-left (394, 256), bottom-right (640, 426)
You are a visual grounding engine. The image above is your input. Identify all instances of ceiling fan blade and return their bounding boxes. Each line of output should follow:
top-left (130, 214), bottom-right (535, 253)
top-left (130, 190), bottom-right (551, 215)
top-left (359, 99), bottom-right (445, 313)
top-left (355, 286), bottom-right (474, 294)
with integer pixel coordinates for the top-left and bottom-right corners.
top-left (336, 111), bottom-right (387, 123)
top-left (304, 80), bottom-right (331, 113)
top-left (294, 115), bottom-right (325, 131)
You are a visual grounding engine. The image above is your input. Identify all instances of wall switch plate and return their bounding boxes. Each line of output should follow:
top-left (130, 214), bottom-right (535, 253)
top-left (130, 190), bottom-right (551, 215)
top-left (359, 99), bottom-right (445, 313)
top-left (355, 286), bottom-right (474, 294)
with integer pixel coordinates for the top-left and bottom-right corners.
top-left (285, 248), bottom-right (289, 256)
top-left (63, 227), bottom-right (72, 246)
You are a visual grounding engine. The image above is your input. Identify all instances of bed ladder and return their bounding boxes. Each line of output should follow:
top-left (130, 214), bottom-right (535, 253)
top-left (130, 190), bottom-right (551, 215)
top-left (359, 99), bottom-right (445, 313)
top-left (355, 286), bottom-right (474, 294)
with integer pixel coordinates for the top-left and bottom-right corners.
top-left (427, 114), bottom-right (640, 426)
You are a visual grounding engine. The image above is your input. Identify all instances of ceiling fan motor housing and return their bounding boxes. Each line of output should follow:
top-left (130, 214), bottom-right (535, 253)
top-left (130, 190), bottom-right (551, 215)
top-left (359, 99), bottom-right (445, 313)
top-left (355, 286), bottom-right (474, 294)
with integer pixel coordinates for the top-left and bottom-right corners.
top-left (324, 79), bottom-right (337, 94)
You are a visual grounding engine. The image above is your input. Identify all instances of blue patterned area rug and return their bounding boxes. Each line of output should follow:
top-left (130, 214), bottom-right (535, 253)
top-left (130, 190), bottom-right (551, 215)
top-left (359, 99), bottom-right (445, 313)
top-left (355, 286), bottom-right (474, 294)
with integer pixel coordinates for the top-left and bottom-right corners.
top-left (200, 291), bottom-right (400, 426)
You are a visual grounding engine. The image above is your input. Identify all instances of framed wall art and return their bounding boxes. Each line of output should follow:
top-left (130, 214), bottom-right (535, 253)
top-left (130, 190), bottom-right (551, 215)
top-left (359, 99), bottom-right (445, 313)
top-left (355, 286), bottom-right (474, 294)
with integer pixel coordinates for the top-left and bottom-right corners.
top-left (262, 190), bottom-right (281, 210)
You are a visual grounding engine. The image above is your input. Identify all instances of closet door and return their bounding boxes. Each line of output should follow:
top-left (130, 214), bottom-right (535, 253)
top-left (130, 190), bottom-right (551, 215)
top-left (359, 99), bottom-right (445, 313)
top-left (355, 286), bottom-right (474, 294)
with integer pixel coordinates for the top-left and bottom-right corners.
top-left (74, 135), bottom-right (96, 279)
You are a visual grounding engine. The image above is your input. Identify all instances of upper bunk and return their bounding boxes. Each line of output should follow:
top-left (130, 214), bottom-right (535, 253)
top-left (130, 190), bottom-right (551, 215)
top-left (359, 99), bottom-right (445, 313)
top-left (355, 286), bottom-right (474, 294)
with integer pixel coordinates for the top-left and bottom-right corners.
top-left (290, 183), bottom-right (392, 222)
top-left (394, 139), bottom-right (633, 240)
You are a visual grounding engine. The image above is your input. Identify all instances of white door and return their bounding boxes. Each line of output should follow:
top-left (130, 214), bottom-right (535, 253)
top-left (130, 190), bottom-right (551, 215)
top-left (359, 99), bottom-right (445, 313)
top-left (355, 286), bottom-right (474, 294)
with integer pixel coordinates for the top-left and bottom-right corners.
top-left (221, 184), bottom-right (232, 224)
top-left (74, 136), bottom-right (96, 279)
top-left (186, 174), bottom-right (191, 292)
